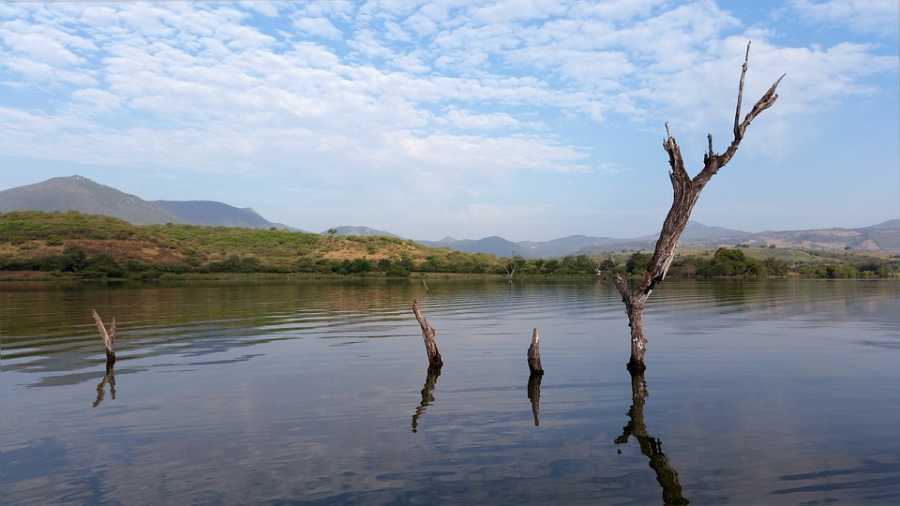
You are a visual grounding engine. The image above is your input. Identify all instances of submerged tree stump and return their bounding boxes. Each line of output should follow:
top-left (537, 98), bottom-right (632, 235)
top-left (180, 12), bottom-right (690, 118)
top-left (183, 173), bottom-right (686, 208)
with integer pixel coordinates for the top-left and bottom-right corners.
top-left (91, 309), bottom-right (117, 364)
top-left (527, 372), bottom-right (542, 427)
top-left (527, 328), bottom-right (543, 375)
top-left (411, 299), bottom-right (443, 370)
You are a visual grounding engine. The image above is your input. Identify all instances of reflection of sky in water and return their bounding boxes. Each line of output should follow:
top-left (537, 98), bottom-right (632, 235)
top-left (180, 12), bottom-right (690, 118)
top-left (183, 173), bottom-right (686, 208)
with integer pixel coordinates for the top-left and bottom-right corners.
top-left (2, 280), bottom-right (899, 505)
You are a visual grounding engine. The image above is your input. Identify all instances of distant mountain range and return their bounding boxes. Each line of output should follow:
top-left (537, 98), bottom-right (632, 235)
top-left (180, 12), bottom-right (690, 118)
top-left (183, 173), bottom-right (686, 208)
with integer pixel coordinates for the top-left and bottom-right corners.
top-left (421, 220), bottom-right (900, 256)
top-left (1, 176), bottom-right (897, 255)
top-left (0, 176), bottom-right (290, 229)
top-left (325, 226), bottom-right (398, 237)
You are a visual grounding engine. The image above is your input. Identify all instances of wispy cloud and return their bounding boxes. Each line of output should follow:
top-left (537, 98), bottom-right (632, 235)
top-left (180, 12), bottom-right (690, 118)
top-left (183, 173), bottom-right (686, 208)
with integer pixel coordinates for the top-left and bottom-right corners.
top-left (0, 1), bottom-right (896, 237)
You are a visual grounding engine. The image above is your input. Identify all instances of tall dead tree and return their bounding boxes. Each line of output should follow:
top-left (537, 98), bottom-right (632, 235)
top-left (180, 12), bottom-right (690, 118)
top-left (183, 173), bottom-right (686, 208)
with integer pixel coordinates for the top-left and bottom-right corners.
top-left (411, 299), bottom-right (443, 370)
top-left (91, 309), bottom-right (117, 364)
top-left (614, 42), bottom-right (784, 373)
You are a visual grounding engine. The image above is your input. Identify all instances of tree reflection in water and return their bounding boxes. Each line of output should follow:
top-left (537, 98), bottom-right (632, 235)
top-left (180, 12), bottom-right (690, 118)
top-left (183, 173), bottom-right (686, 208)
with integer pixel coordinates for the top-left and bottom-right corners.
top-left (615, 372), bottom-right (690, 505)
top-left (92, 360), bottom-right (116, 408)
top-left (411, 367), bottom-right (441, 433)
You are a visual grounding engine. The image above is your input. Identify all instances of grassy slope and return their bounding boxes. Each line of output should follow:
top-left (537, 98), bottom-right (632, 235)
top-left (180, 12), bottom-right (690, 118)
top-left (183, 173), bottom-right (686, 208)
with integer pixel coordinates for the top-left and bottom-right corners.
top-left (0, 211), bottom-right (501, 271)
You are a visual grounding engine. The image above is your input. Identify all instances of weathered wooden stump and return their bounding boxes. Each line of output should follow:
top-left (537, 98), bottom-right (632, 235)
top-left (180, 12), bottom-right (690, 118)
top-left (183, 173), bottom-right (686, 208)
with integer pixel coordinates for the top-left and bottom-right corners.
top-left (527, 328), bottom-right (543, 375)
top-left (91, 309), bottom-right (117, 364)
top-left (527, 372), bottom-right (542, 427)
top-left (411, 299), bottom-right (443, 370)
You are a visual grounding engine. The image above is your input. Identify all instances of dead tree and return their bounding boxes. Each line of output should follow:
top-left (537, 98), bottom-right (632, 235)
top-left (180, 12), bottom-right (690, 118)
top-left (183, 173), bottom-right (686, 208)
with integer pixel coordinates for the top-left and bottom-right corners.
top-left (411, 299), bottom-right (443, 370)
top-left (527, 328), bottom-right (543, 375)
top-left (614, 42), bottom-right (784, 373)
top-left (91, 309), bottom-right (117, 364)
top-left (503, 263), bottom-right (517, 283)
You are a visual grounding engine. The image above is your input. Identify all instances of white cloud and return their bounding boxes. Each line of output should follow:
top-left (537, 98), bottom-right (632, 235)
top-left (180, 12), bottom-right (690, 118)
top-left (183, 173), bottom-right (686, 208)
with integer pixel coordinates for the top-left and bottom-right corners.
top-left (0, 0), bottom-right (894, 184)
top-left (292, 16), bottom-right (343, 40)
top-left (791, 0), bottom-right (899, 37)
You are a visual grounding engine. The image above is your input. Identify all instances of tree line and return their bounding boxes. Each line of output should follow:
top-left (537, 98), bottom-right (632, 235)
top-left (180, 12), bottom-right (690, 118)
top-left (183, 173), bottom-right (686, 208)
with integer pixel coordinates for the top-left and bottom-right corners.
top-left (1, 244), bottom-right (895, 281)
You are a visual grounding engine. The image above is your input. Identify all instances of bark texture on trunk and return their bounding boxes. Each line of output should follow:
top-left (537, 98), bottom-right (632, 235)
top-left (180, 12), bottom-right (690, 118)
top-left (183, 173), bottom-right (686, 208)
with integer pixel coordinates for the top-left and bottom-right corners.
top-left (527, 372), bottom-right (542, 427)
top-left (91, 309), bottom-right (117, 364)
top-left (412, 299), bottom-right (443, 370)
top-left (527, 328), bottom-right (543, 375)
top-left (615, 372), bottom-right (690, 505)
top-left (614, 42), bottom-right (783, 371)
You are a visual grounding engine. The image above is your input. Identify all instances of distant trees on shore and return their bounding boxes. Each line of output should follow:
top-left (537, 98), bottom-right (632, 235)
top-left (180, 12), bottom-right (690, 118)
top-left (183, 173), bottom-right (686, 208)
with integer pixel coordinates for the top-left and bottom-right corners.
top-left (1, 244), bottom-right (894, 281)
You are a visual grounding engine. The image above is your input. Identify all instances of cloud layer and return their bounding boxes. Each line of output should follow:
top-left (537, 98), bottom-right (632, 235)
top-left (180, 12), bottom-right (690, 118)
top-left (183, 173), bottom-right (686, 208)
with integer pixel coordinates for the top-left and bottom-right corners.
top-left (0, 1), bottom-right (896, 237)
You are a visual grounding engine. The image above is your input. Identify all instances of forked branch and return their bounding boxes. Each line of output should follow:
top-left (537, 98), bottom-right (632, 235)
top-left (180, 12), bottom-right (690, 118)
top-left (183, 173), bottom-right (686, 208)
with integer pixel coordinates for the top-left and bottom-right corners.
top-left (91, 309), bottom-right (117, 363)
top-left (614, 41), bottom-right (783, 372)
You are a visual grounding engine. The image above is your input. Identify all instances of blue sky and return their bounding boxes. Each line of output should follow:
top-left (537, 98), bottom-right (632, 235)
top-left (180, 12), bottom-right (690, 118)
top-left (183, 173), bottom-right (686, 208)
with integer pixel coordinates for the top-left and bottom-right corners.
top-left (0, 0), bottom-right (897, 240)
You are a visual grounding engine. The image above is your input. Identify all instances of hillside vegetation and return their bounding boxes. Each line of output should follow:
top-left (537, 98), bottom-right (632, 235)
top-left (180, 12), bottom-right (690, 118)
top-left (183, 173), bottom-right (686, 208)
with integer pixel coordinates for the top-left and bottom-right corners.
top-left (0, 211), bottom-right (896, 281)
top-left (0, 211), bottom-right (501, 279)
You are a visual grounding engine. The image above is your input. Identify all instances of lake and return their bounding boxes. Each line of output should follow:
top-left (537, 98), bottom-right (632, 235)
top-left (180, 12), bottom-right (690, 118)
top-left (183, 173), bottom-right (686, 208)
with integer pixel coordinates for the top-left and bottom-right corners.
top-left (2, 279), bottom-right (899, 505)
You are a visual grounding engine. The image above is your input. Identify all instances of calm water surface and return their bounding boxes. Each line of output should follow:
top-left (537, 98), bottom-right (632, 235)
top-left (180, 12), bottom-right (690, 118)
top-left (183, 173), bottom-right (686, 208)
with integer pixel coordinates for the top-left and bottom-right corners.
top-left (2, 279), bottom-right (899, 505)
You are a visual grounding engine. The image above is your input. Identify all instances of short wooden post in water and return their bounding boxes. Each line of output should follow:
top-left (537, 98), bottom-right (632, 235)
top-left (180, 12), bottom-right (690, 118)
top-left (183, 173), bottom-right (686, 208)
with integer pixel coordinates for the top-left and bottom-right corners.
top-left (527, 373), bottom-right (542, 427)
top-left (527, 328), bottom-right (543, 375)
top-left (411, 299), bottom-right (443, 370)
top-left (91, 309), bottom-right (117, 364)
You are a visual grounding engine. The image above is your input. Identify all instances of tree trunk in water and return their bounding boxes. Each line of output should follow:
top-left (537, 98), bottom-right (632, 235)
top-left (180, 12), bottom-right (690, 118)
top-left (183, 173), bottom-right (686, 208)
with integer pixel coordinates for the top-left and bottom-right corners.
top-left (527, 328), bottom-right (543, 375)
top-left (527, 372), bottom-right (542, 427)
top-left (612, 42), bottom-right (783, 371)
top-left (411, 300), bottom-right (443, 370)
top-left (91, 309), bottom-right (117, 365)
top-left (625, 302), bottom-right (647, 374)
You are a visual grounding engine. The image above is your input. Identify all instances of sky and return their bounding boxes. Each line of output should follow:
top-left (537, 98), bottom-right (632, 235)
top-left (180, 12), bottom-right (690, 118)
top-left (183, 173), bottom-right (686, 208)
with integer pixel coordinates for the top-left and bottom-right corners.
top-left (0, 0), bottom-right (897, 240)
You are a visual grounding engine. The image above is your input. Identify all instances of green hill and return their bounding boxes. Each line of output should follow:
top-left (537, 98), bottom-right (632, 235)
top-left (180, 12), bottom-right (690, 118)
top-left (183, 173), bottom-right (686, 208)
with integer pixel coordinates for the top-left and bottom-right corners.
top-left (0, 211), bottom-right (502, 279)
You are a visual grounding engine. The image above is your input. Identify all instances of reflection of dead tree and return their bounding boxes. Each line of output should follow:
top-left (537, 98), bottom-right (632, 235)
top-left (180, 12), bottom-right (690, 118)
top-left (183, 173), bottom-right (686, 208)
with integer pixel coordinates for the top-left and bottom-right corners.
top-left (527, 372), bottom-right (542, 427)
top-left (614, 42), bottom-right (784, 373)
top-left (411, 367), bottom-right (440, 433)
top-left (92, 360), bottom-right (116, 408)
top-left (91, 309), bottom-right (117, 364)
top-left (615, 372), bottom-right (690, 505)
top-left (411, 299), bottom-right (443, 370)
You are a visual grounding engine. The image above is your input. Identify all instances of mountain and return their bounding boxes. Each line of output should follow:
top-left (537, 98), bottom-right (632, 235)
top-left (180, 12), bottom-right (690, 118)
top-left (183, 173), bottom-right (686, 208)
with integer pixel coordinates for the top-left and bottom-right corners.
top-left (154, 201), bottom-right (286, 229)
top-left (0, 176), bottom-right (286, 229)
top-left (517, 235), bottom-right (619, 258)
top-left (419, 235), bottom-right (522, 257)
top-left (424, 220), bottom-right (900, 258)
top-left (325, 226), bottom-right (398, 237)
top-left (743, 220), bottom-right (900, 252)
top-left (0, 175), bottom-right (179, 225)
